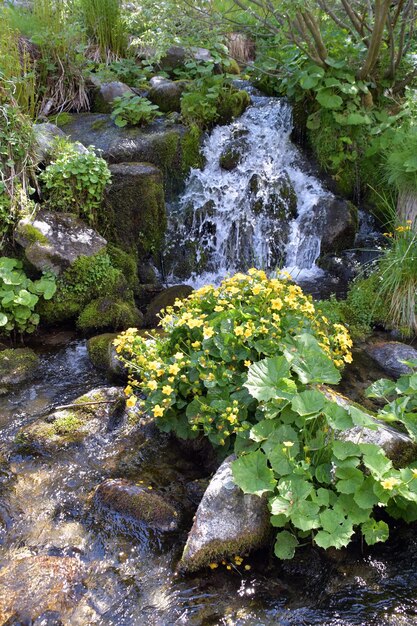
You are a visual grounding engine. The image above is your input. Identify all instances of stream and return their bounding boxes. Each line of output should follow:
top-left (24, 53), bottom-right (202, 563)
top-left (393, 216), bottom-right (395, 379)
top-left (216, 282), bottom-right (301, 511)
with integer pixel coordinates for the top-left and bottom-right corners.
top-left (1, 91), bottom-right (417, 625)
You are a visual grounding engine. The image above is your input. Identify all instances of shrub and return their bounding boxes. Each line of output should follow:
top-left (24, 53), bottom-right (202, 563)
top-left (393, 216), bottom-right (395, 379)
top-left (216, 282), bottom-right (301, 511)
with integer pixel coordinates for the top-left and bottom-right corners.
top-left (111, 93), bottom-right (162, 127)
top-left (39, 140), bottom-right (111, 225)
top-left (0, 257), bottom-right (56, 334)
top-left (115, 269), bottom-right (352, 444)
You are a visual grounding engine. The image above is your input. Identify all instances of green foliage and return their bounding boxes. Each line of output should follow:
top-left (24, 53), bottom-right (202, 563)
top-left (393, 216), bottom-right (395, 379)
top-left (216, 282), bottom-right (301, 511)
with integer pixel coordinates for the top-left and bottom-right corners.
top-left (0, 257), bottom-right (56, 334)
top-left (383, 127), bottom-right (417, 194)
top-left (80, 0), bottom-right (127, 60)
top-left (115, 270), bottom-right (352, 445)
top-left (111, 93), bottom-right (162, 127)
top-left (90, 58), bottom-right (147, 87)
top-left (39, 140), bottom-right (111, 225)
top-left (180, 76), bottom-right (249, 128)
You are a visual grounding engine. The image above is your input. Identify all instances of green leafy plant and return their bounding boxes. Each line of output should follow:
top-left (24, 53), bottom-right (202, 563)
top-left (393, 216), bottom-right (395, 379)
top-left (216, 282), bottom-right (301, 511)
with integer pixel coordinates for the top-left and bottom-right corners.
top-left (111, 93), bottom-right (162, 127)
top-left (0, 257), bottom-right (56, 334)
top-left (39, 140), bottom-right (111, 225)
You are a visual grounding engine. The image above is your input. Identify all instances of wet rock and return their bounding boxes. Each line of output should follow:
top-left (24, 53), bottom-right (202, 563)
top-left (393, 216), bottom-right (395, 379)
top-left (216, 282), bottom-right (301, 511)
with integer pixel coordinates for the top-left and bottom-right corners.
top-left (219, 127), bottom-right (249, 171)
top-left (158, 46), bottom-right (213, 73)
top-left (77, 296), bottom-right (143, 334)
top-left (14, 210), bottom-right (107, 274)
top-left (144, 284), bottom-right (193, 328)
top-left (148, 77), bottom-right (189, 113)
top-left (59, 114), bottom-right (200, 193)
top-left (0, 348), bottom-right (39, 390)
top-left (366, 341), bottom-right (417, 378)
top-left (15, 386), bottom-right (126, 455)
top-left (92, 478), bottom-right (179, 532)
top-left (320, 197), bottom-right (358, 255)
top-left (321, 387), bottom-right (417, 466)
top-left (0, 555), bottom-right (84, 624)
top-left (87, 333), bottom-right (127, 379)
top-left (33, 122), bottom-right (66, 164)
top-left (179, 455), bottom-right (270, 572)
top-left (91, 80), bottom-right (134, 113)
top-left (104, 162), bottom-right (166, 257)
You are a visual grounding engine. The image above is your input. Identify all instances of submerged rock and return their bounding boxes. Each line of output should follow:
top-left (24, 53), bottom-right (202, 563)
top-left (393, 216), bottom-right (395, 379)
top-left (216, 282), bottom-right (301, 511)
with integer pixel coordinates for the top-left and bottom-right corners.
top-left (0, 555), bottom-right (84, 624)
top-left (92, 478), bottom-right (179, 532)
top-left (0, 348), bottom-right (39, 391)
top-left (144, 284), bottom-right (193, 328)
top-left (179, 455), bottom-right (270, 572)
top-left (14, 210), bottom-right (107, 274)
top-left (366, 341), bottom-right (417, 378)
top-left (15, 386), bottom-right (126, 455)
top-left (87, 332), bottom-right (127, 379)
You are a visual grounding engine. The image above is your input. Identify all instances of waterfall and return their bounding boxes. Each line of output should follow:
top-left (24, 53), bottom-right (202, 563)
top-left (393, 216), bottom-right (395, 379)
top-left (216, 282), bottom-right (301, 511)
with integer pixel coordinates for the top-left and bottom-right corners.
top-left (163, 92), bottom-right (333, 287)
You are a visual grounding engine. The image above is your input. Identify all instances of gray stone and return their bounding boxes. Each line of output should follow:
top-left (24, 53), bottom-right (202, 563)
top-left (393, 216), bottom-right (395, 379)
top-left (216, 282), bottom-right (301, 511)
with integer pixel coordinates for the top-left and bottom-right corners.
top-left (33, 123), bottom-right (66, 165)
top-left (320, 197), bottom-right (358, 255)
top-left (148, 78), bottom-right (188, 113)
top-left (0, 348), bottom-right (39, 389)
top-left (92, 81), bottom-right (134, 114)
top-left (14, 210), bottom-right (107, 274)
top-left (16, 386), bottom-right (126, 455)
top-left (92, 478), bottom-right (179, 532)
top-left (366, 341), bottom-right (417, 378)
top-left (144, 285), bottom-right (193, 328)
top-left (179, 455), bottom-right (270, 572)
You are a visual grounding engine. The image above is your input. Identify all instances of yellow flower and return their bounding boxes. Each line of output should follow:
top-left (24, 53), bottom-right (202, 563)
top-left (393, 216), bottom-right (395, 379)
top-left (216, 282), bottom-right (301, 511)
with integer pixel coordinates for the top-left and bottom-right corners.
top-left (147, 379), bottom-right (158, 391)
top-left (209, 563), bottom-right (218, 569)
top-left (214, 305), bottom-right (224, 312)
top-left (188, 317), bottom-right (204, 329)
top-left (252, 285), bottom-right (262, 295)
top-left (235, 326), bottom-right (244, 336)
top-left (283, 441), bottom-right (294, 447)
top-left (343, 353), bottom-right (353, 364)
top-left (203, 326), bottom-right (215, 339)
top-left (191, 340), bottom-right (201, 349)
top-left (124, 385), bottom-right (133, 396)
top-left (244, 327), bottom-right (252, 338)
top-left (162, 385), bottom-right (174, 395)
top-left (244, 360), bottom-right (252, 367)
top-left (381, 477), bottom-right (400, 490)
top-left (412, 469), bottom-right (417, 478)
top-left (126, 396), bottom-right (137, 408)
top-left (169, 363), bottom-right (180, 375)
top-left (152, 405), bottom-right (164, 417)
top-left (174, 352), bottom-right (184, 360)
top-left (244, 564), bottom-right (251, 571)
top-left (271, 298), bottom-right (283, 310)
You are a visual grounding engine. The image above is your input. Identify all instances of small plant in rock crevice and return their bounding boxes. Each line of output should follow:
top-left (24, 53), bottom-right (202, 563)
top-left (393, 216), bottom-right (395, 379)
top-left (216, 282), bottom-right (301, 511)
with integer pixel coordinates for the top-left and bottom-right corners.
top-left (111, 93), bottom-right (162, 127)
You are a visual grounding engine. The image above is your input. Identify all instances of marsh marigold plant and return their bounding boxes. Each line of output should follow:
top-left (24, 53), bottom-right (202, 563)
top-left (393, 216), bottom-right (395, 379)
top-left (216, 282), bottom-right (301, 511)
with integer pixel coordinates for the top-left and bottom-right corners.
top-left (114, 269), bottom-right (352, 445)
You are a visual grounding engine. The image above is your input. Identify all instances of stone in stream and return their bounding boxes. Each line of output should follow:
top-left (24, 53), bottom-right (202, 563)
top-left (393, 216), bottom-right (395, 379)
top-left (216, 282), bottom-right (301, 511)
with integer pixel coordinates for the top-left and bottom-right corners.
top-left (33, 122), bottom-right (66, 164)
top-left (179, 455), bottom-right (270, 572)
top-left (366, 341), bottom-right (417, 378)
top-left (0, 348), bottom-right (39, 392)
top-left (14, 209), bottom-right (107, 275)
top-left (0, 555), bottom-right (85, 624)
top-left (317, 197), bottom-right (358, 255)
top-left (87, 332), bottom-right (125, 378)
top-left (92, 478), bottom-right (180, 532)
top-left (144, 284), bottom-right (193, 328)
top-left (15, 386), bottom-right (126, 455)
top-left (148, 77), bottom-right (189, 113)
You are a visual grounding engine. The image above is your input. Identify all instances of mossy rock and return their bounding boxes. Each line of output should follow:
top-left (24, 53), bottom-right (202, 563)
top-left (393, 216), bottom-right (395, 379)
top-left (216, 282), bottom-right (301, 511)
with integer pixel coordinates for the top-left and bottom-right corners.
top-left (144, 285), bottom-right (193, 328)
top-left (107, 244), bottom-right (140, 294)
top-left (148, 78), bottom-right (189, 113)
top-left (87, 332), bottom-right (127, 379)
top-left (0, 348), bottom-right (39, 390)
top-left (92, 478), bottom-right (179, 532)
top-left (77, 297), bottom-right (143, 334)
top-left (15, 386), bottom-right (125, 455)
top-left (217, 89), bottom-right (250, 125)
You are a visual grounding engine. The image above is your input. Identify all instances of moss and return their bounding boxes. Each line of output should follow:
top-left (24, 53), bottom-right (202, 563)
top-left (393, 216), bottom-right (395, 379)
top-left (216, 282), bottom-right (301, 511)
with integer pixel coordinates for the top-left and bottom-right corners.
top-left (87, 333), bottom-right (117, 370)
top-left (91, 117), bottom-right (108, 131)
top-left (17, 223), bottom-right (49, 246)
top-left (53, 112), bottom-right (72, 127)
top-left (181, 124), bottom-right (203, 174)
top-left (217, 89), bottom-right (250, 125)
top-left (52, 413), bottom-right (84, 435)
top-left (107, 244), bottom-right (140, 293)
top-left (0, 348), bottom-right (39, 386)
top-left (77, 297), bottom-right (143, 333)
top-left (225, 59), bottom-right (241, 75)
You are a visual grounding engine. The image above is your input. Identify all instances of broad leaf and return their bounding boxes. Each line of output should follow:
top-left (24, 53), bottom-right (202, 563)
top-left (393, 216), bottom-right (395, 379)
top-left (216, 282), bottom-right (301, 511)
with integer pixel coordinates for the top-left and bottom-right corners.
top-left (274, 530), bottom-right (299, 559)
top-left (231, 450), bottom-right (276, 496)
top-left (316, 89), bottom-right (343, 110)
top-left (361, 519), bottom-right (389, 545)
top-left (244, 356), bottom-right (290, 402)
top-left (291, 389), bottom-right (325, 416)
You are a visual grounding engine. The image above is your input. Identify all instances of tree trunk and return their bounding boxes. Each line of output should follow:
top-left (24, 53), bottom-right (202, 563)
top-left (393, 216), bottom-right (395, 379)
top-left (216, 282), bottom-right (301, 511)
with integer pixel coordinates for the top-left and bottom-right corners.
top-left (397, 188), bottom-right (417, 229)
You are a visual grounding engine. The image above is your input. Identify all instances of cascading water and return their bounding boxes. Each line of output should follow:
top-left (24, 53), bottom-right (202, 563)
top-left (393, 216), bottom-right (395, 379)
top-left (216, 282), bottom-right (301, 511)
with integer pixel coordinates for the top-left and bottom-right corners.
top-left (164, 90), bottom-right (335, 287)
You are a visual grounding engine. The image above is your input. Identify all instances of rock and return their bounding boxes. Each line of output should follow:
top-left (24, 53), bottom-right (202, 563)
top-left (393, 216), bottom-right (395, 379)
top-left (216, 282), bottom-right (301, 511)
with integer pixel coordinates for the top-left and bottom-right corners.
top-left (148, 77), bottom-right (189, 113)
top-left (14, 210), bottom-right (107, 275)
top-left (144, 284), bottom-right (193, 328)
top-left (91, 80), bottom-right (135, 113)
top-left (158, 46), bottom-right (213, 73)
top-left (0, 348), bottom-right (39, 389)
top-left (33, 123), bottom-right (66, 164)
top-left (87, 332), bottom-right (128, 380)
top-left (319, 197), bottom-right (358, 255)
top-left (59, 114), bottom-right (201, 194)
top-left (77, 296), bottom-right (143, 334)
top-left (366, 341), bottom-right (417, 378)
top-left (15, 386), bottom-right (126, 455)
top-left (0, 556), bottom-right (84, 624)
top-left (103, 162), bottom-right (166, 257)
top-left (179, 455), bottom-right (270, 572)
top-left (92, 478), bottom-right (179, 532)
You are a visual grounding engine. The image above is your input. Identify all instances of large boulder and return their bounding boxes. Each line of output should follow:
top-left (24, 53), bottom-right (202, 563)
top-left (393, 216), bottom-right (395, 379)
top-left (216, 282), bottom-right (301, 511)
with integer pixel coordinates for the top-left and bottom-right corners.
top-left (91, 80), bottom-right (134, 114)
top-left (103, 162), bottom-right (166, 257)
top-left (319, 197), bottom-right (358, 255)
top-left (366, 341), bottom-right (417, 378)
top-left (59, 114), bottom-right (201, 194)
top-left (0, 556), bottom-right (84, 624)
top-left (0, 348), bottom-right (39, 392)
top-left (179, 455), bottom-right (270, 572)
top-left (33, 122), bottom-right (66, 164)
top-left (15, 386), bottom-right (126, 455)
top-left (144, 284), bottom-right (193, 328)
top-left (14, 210), bottom-right (107, 275)
top-left (92, 478), bottom-right (179, 532)
top-left (148, 77), bottom-right (189, 113)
